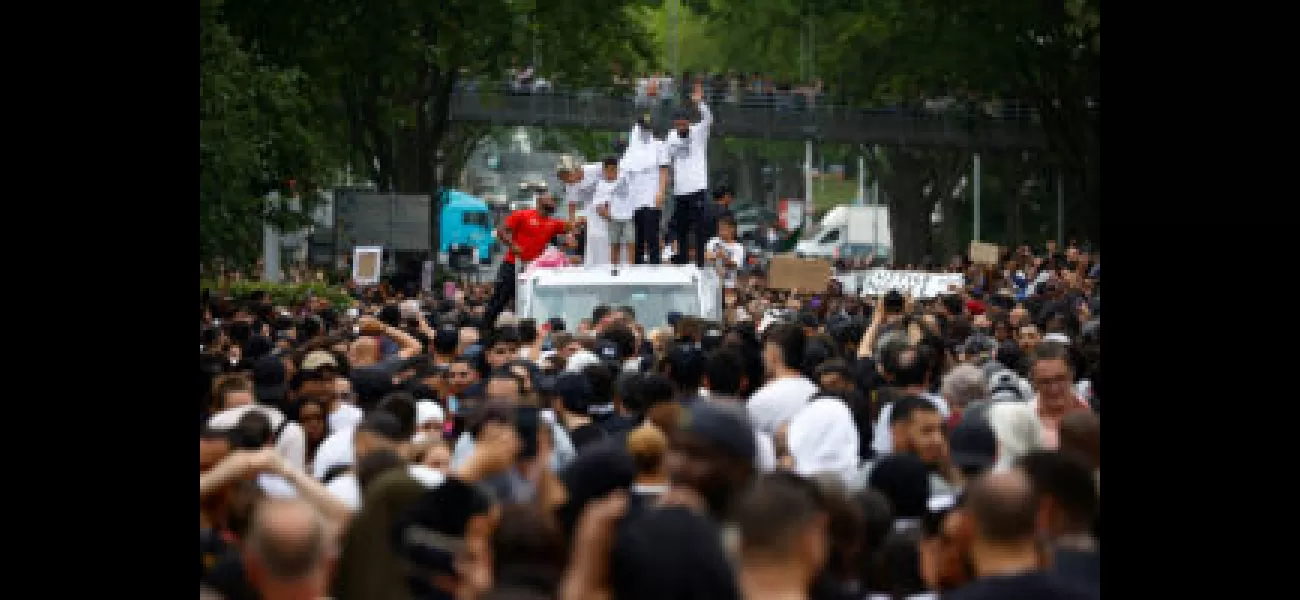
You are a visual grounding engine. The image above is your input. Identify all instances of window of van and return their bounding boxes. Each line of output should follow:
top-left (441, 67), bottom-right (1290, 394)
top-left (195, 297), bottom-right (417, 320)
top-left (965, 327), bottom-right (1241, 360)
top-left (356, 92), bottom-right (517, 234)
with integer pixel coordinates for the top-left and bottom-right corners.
top-left (818, 229), bottom-right (841, 244)
top-left (463, 212), bottom-right (489, 227)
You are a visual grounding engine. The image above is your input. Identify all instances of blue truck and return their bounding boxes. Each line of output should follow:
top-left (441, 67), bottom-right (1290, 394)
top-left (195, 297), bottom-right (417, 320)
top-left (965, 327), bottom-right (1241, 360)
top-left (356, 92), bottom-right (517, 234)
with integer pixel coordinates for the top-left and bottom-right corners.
top-left (440, 189), bottom-right (495, 264)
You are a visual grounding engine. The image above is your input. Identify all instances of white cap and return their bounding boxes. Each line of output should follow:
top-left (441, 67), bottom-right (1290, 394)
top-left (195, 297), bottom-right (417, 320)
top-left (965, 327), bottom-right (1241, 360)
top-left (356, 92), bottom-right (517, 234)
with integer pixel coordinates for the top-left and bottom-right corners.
top-left (1044, 332), bottom-right (1071, 344)
top-left (415, 401), bottom-right (445, 428)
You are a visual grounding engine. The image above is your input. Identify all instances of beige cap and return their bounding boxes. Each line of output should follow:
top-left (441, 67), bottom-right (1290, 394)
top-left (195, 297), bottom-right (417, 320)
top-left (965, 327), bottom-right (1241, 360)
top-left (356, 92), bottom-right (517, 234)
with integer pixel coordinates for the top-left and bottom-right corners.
top-left (301, 350), bottom-right (339, 372)
top-left (556, 155), bottom-right (582, 172)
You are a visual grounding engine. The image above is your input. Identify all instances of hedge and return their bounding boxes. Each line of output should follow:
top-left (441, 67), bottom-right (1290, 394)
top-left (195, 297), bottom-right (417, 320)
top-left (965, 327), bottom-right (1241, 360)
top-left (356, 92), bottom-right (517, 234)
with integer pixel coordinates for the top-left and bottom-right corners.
top-left (200, 281), bottom-right (355, 309)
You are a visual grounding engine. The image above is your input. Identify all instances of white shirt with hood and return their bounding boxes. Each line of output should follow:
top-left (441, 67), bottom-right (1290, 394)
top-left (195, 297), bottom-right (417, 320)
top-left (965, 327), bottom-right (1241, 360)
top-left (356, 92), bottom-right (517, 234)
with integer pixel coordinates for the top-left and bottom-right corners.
top-left (787, 397), bottom-right (861, 487)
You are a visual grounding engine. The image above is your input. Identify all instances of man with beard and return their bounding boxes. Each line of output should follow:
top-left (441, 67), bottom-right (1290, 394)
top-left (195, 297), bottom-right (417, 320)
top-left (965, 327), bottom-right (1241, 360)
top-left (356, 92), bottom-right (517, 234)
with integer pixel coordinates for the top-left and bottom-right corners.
top-left (484, 191), bottom-right (572, 328)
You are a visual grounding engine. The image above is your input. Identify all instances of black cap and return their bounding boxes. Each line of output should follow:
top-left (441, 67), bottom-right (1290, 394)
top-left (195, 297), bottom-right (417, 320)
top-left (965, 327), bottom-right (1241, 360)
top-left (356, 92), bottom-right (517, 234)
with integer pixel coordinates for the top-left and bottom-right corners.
top-left (665, 343), bottom-right (705, 379)
top-left (535, 373), bottom-right (559, 397)
top-left (671, 107), bottom-right (692, 121)
top-left (554, 372), bottom-right (594, 409)
top-left (547, 317), bottom-right (566, 332)
top-left (883, 290), bottom-right (905, 310)
top-left (357, 411), bottom-right (405, 443)
top-left (680, 402), bottom-right (756, 462)
top-left (948, 419), bottom-right (997, 472)
top-left (251, 354), bottom-right (287, 403)
top-left (867, 453), bottom-right (931, 519)
top-left (379, 305), bottom-right (403, 327)
top-left (434, 324), bottom-right (459, 354)
top-left (798, 312), bottom-right (820, 329)
top-left (595, 339), bottom-right (622, 365)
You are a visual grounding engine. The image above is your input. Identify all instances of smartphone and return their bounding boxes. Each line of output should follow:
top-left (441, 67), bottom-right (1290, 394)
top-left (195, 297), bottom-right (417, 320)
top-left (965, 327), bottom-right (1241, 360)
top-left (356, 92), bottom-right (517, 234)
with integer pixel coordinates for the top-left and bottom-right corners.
top-left (514, 406), bottom-right (541, 460)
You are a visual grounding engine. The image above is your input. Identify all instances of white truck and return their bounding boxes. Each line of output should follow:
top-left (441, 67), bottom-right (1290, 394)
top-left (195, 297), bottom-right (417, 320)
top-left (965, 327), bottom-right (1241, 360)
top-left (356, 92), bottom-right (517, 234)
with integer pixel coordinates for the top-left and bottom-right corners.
top-left (795, 205), bottom-right (892, 262)
top-left (515, 265), bottom-right (722, 330)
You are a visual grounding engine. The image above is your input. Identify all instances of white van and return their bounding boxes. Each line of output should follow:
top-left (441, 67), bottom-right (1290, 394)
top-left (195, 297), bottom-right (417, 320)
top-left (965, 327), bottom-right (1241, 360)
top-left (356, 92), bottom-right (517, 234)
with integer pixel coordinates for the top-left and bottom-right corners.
top-left (516, 265), bottom-right (722, 330)
top-left (795, 205), bottom-right (892, 262)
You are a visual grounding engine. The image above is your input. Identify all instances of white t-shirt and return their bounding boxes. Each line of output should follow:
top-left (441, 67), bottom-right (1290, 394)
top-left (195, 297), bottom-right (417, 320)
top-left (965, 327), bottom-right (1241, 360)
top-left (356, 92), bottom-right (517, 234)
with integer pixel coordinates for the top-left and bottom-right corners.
top-left (621, 124), bottom-right (663, 210)
top-left (746, 375), bottom-right (819, 436)
top-left (705, 237), bottom-right (745, 288)
top-left (312, 426), bottom-right (355, 480)
top-left (566, 163), bottom-right (603, 220)
top-left (592, 175), bottom-right (636, 220)
top-left (329, 404), bottom-right (363, 434)
top-left (326, 464), bottom-right (447, 511)
top-left (661, 103), bottom-right (713, 196)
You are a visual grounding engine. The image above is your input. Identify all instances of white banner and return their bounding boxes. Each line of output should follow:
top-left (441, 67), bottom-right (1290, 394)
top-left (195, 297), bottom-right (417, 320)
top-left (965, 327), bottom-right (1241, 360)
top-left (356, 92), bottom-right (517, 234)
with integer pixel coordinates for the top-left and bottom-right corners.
top-left (842, 269), bottom-right (964, 298)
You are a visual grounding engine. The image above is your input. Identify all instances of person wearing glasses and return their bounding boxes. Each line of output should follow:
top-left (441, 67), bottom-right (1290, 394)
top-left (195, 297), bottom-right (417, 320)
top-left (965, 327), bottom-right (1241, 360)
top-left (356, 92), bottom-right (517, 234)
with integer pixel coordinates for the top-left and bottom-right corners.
top-left (1026, 342), bottom-right (1091, 449)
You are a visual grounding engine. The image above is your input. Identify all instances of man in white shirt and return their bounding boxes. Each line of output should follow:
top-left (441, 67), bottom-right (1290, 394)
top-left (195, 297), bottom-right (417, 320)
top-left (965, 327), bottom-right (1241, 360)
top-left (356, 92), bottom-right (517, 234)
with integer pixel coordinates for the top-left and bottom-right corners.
top-left (557, 156), bottom-right (608, 265)
top-left (704, 214), bottom-right (745, 289)
top-left (658, 82), bottom-right (713, 267)
top-left (623, 116), bottom-right (664, 264)
top-left (592, 157), bottom-right (636, 264)
top-left (746, 322), bottom-right (819, 436)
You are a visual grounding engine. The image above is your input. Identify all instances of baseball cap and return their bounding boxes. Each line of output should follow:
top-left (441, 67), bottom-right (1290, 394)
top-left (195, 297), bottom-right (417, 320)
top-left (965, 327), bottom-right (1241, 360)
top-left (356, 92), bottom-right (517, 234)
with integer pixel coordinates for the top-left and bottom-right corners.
top-left (416, 401), bottom-right (446, 428)
top-left (301, 350), bottom-right (339, 373)
top-left (357, 411), bottom-right (404, 443)
top-left (251, 354), bottom-right (287, 403)
top-left (883, 290), bottom-right (905, 311)
top-left (556, 155), bottom-right (582, 173)
top-left (1044, 332), bottom-right (1071, 344)
top-left (680, 402), bottom-right (756, 463)
top-left (594, 339), bottom-right (622, 365)
top-left (554, 372), bottom-right (594, 411)
top-left (671, 107), bottom-right (692, 121)
top-left (948, 419), bottom-right (997, 473)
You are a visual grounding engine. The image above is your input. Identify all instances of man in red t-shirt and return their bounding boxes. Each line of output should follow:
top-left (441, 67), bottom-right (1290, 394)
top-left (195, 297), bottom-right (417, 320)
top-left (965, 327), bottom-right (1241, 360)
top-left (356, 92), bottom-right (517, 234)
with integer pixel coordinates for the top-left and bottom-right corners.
top-left (484, 191), bottom-right (571, 327)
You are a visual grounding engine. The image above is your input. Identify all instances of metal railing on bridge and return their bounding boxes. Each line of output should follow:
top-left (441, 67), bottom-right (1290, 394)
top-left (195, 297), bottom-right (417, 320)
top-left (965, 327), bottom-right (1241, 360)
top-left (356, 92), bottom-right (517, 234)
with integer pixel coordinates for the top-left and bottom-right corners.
top-left (448, 84), bottom-right (1049, 149)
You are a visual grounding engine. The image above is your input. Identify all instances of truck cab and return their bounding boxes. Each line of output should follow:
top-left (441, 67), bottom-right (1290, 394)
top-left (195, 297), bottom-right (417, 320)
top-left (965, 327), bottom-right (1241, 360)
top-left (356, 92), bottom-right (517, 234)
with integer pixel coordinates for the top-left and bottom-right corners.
top-left (795, 205), bottom-right (892, 262)
top-left (515, 265), bottom-right (722, 330)
top-left (440, 189), bottom-right (495, 264)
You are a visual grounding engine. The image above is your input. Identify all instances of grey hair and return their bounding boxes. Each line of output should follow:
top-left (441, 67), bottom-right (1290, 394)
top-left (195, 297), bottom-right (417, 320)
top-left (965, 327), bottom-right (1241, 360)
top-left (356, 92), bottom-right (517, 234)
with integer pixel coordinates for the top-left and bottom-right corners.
top-left (246, 499), bottom-right (330, 581)
top-left (941, 364), bottom-right (991, 409)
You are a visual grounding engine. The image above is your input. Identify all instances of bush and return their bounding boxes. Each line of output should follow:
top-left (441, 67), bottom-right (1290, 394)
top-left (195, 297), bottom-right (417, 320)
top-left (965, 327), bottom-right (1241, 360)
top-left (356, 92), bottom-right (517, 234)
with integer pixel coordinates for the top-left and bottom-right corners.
top-left (200, 281), bottom-right (355, 309)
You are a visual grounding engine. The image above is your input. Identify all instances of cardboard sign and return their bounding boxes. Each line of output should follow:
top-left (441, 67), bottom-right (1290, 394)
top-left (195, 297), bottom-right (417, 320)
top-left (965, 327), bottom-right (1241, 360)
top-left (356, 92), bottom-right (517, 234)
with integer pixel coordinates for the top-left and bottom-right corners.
top-left (853, 270), bottom-right (964, 298)
top-left (352, 246), bottom-right (383, 286)
top-left (969, 241), bottom-right (1001, 266)
top-left (768, 254), bottom-right (833, 291)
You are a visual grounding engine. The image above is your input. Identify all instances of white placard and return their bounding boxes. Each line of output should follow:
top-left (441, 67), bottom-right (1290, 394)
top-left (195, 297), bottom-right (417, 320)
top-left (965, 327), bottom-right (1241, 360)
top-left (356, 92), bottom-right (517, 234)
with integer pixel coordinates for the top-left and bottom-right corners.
top-left (850, 269), bottom-right (964, 298)
top-left (352, 246), bottom-right (383, 286)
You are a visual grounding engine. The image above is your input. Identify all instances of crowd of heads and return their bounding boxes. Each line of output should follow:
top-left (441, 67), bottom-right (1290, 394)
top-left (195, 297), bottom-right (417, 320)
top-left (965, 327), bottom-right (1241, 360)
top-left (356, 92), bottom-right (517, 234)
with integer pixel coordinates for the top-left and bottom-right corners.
top-left (200, 240), bottom-right (1099, 599)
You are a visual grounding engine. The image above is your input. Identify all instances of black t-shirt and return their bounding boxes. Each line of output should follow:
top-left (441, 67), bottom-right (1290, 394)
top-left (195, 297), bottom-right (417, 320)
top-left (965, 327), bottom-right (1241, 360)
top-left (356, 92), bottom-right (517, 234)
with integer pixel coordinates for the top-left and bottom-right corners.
top-left (568, 423), bottom-right (609, 451)
top-left (598, 413), bottom-right (640, 437)
top-left (1052, 548), bottom-right (1100, 594)
top-left (943, 572), bottom-right (1098, 600)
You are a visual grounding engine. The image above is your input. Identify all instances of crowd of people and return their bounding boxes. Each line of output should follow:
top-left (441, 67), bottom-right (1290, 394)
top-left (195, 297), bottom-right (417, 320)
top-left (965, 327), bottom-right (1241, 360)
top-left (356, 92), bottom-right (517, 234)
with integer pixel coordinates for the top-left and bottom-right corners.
top-left (199, 221), bottom-right (1101, 598)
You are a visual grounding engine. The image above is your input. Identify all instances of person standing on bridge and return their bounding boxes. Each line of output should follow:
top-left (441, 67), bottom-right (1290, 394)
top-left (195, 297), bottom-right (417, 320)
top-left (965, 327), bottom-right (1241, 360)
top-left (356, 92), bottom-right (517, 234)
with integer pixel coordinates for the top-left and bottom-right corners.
top-left (659, 82), bottom-right (713, 267)
top-left (557, 156), bottom-right (609, 266)
top-left (484, 191), bottom-right (571, 328)
top-left (623, 114), bottom-right (665, 264)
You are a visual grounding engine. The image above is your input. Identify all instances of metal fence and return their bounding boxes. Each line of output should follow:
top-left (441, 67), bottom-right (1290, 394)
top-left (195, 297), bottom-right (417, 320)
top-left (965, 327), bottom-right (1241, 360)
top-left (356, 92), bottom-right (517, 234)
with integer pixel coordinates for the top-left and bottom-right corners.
top-left (449, 84), bottom-right (1050, 149)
